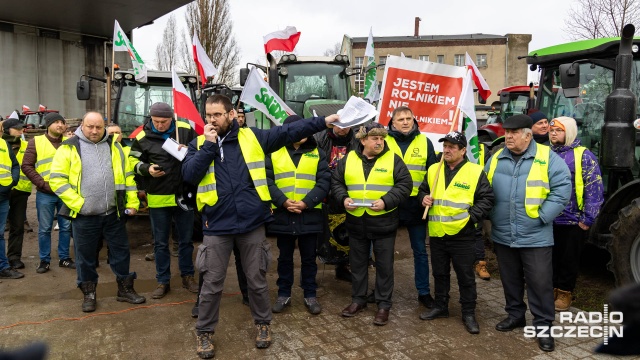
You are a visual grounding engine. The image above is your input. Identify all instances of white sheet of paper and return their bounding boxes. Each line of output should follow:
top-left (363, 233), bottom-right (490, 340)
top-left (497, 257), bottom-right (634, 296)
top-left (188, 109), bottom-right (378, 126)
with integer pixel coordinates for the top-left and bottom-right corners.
top-left (334, 96), bottom-right (378, 128)
top-left (162, 137), bottom-right (187, 161)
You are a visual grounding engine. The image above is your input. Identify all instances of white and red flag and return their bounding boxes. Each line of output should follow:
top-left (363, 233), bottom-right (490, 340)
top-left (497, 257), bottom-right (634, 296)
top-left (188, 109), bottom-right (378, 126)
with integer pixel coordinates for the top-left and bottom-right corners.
top-left (22, 105), bottom-right (30, 112)
top-left (263, 26), bottom-right (301, 54)
top-left (192, 32), bottom-right (218, 85)
top-left (465, 52), bottom-right (491, 102)
top-left (172, 68), bottom-right (205, 135)
top-left (38, 104), bottom-right (46, 111)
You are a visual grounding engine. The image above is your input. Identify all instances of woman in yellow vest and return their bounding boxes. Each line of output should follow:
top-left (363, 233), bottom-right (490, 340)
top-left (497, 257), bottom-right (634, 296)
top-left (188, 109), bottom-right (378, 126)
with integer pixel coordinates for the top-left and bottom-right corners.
top-left (266, 115), bottom-right (330, 316)
top-left (418, 131), bottom-right (494, 335)
top-left (330, 122), bottom-right (412, 326)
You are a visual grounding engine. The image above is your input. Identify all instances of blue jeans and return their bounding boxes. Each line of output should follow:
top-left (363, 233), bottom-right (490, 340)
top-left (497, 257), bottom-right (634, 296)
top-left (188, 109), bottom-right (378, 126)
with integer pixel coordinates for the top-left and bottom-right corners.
top-left (407, 224), bottom-right (430, 296)
top-left (36, 191), bottom-right (71, 262)
top-left (276, 234), bottom-right (318, 298)
top-left (0, 199), bottom-right (11, 271)
top-left (72, 212), bottom-right (134, 285)
top-left (149, 206), bottom-right (194, 284)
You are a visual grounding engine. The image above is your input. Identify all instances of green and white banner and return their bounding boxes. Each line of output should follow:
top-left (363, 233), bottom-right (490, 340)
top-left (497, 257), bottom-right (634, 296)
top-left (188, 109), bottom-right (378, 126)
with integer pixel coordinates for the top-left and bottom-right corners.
top-left (363, 27), bottom-right (379, 103)
top-left (113, 20), bottom-right (147, 83)
top-left (239, 68), bottom-right (295, 126)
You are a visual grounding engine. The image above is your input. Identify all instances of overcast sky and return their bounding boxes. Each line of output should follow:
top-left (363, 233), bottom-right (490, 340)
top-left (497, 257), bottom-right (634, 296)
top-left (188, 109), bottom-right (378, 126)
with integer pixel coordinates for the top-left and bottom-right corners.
top-left (132, 0), bottom-right (575, 83)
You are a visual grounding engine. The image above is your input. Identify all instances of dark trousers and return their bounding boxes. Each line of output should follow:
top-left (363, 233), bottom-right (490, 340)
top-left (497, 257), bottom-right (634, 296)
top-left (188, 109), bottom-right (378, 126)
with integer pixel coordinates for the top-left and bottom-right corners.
top-left (552, 224), bottom-right (586, 292)
top-left (276, 234), bottom-right (318, 298)
top-left (349, 230), bottom-right (396, 310)
top-left (72, 212), bottom-right (134, 285)
top-left (494, 243), bottom-right (555, 327)
top-left (7, 190), bottom-right (29, 261)
top-left (430, 237), bottom-right (477, 315)
top-left (149, 206), bottom-right (194, 284)
top-left (474, 222), bottom-right (485, 261)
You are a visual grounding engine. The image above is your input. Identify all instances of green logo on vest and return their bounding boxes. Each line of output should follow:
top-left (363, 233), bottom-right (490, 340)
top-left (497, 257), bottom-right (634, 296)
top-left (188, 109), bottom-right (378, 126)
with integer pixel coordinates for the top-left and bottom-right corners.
top-left (534, 158), bottom-right (547, 166)
top-left (0, 148), bottom-right (6, 153)
top-left (304, 153), bottom-right (319, 159)
top-left (453, 181), bottom-right (470, 190)
top-left (374, 168), bottom-right (388, 173)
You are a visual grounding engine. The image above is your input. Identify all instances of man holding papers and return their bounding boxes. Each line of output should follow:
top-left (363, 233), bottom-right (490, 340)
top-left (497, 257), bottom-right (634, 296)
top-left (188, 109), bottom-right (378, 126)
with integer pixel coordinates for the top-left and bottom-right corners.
top-left (129, 102), bottom-right (199, 299)
top-left (331, 122), bottom-right (411, 326)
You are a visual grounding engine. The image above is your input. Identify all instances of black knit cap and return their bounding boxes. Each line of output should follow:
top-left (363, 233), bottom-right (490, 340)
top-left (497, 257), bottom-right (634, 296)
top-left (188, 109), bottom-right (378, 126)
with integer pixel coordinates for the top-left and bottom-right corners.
top-left (149, 102), bottom-right (173, 118)
top-left (44, 113), bottom-right (66, 129)
top-left (3, 118), bottom-right (23, 134)
top-left (503, 114), bottom-right (533, 129)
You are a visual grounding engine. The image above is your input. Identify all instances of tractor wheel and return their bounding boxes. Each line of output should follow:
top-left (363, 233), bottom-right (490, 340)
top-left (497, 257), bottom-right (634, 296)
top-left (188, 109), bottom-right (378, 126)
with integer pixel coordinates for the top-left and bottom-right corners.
top-left (608, 197), bottom-right (640, 286)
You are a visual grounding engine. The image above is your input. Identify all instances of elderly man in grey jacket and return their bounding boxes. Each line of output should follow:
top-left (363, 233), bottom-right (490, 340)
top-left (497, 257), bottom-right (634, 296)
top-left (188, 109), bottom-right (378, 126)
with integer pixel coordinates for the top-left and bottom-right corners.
top-left (484, 114), bottom-right (571, 353)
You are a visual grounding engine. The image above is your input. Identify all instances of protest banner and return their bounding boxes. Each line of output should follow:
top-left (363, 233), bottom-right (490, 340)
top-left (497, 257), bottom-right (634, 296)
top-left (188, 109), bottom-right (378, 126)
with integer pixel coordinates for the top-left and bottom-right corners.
top-left (377, 55), bottom-right (466, 151)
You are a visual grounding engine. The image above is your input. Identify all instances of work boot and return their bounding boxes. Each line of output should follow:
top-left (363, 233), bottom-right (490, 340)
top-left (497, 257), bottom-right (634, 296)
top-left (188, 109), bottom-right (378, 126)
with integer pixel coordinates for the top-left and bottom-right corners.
top-left (0, 268), bottom-right (24, 279)
top-left (255, 324), bottom-right (272, 349)
top-left (335, 263), bottom-right (352, 282)
top-left (554, 288), bottom-right (558, 300)
top-left (555, 289), bottom-right (572, 311)
top-left (151, 283), bottom-right (170, 299)
top-left (24, 220), bottom-right (33, 233)
top-left (475, 260), bottom-right (490, 280)
top-left (79, 281), bottom-right (97, 312)
top-left (304, 297), bottom-right (322, 315)
top-left (196, 332), bottom-right (215, 359)
top-left (418, 294), bottom-right (434, 308)
top-left (116, 275), bottom-right (146, 304)
top-left (182, 275), bottom-right (199, 293)
top-left (9, 259), bottom-right (25, 270)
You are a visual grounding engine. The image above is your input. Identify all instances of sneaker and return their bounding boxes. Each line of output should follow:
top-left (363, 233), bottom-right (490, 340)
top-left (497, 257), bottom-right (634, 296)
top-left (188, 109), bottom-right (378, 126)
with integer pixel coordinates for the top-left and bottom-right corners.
top-left (182, 275), bottom-right (199, 293)
top-left (151, 283), bottom-right (170, 299)
top-left (145, 252), bottom-right (155, 261)
top-left (59, 258), bottom-right (76, 269)
top-left (196, 332), bottom-right (215, 359)
top-left (36, 261), bottom-right (50, 274)
top-left (304, 297), bottom-right (322, 315)
top-left (271, 296), bottom-right (291, 313)
top-left (418, 294), bottom-right (435, 308)
top-left (255, 324), bottom-right (272, 349)
top-left (9, 259), bottom-right (25, 269)
top-left (0, 268), bottom-right (24, 279)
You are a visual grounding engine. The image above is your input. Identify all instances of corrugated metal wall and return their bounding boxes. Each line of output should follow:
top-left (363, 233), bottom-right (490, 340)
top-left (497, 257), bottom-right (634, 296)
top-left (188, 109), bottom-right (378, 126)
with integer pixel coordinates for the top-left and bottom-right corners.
top-left (0, 24), bottom-right (106, 119)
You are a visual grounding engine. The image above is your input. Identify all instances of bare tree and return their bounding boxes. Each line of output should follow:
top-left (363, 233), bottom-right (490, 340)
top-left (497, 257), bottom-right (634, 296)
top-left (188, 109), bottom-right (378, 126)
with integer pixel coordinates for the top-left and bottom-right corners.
top-left (323, 42), bottom-right (341, 57)
top-left (155, 14), bottom-right (179, 71)
top-left (184, 0), bottom-right (240, 85)
top-left (565, 0), bottom-right (640, 39)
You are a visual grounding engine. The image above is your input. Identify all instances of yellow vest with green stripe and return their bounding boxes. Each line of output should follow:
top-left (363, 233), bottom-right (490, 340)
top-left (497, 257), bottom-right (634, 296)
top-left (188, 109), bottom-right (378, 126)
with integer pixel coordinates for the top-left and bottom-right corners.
top-left (271, 146), bottom-right (321, 209)
top-left (573, 146), bottom-right (587, 211)
top-left (34, 135), bottom-right (67, 182)
top-left (194, 128), bottom-right (270, 211)
top-left (344, 150), bottom-right (395, 216)
top-left (14, 140), bottom-right (32, 192)
top-left (49, 138), bottom-right (138, 218)
top-left (386, 135), bottom-right (428, 196)
top-left (0, 140), bottom-right (13, 186)
top-left (487, 144), bottom-right (551, 218)
top-left (427, 161), bottom-right (482, 237)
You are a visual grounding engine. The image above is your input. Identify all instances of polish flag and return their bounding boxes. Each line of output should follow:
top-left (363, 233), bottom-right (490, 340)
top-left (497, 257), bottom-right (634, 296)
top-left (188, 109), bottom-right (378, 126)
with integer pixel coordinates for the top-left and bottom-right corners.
top-left (128, 125), bottom-right (144, 139)
top-left (263, 26), bottom-right (301, 54)
top-left (38, 104), bottom-right (46, 111)
top-left (465, 52), bottom-right (491, 102)
top-left (192, 32), bottom-right (218, 85)
top-left (172, 68), bottom-right (204, 135)
top-left (22, 105), bottom-right (30, 112)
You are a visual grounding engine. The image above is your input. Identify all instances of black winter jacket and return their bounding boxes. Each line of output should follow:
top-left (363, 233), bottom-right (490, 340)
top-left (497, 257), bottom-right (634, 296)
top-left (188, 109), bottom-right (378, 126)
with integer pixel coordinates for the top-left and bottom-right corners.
top-left (182, 117), bottom-right (329, 236)
top-left (331, 144), bottom-right (412, 238)
top-left (266, 136), bottom-right (330, 235)
top-left (417, 158), bottom-right (494, 240)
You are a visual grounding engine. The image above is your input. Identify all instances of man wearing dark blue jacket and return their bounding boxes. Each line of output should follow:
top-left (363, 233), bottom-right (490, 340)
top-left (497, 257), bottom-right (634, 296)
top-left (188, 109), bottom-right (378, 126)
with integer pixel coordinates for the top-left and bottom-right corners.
top-left (182, 95), bottom-right (338, 359)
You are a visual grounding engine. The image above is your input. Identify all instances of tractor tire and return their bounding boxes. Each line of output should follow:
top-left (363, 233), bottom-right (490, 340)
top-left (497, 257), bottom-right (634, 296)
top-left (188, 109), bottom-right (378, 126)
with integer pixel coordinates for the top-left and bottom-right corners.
top-left (608, 197), bottom-right (640, 286)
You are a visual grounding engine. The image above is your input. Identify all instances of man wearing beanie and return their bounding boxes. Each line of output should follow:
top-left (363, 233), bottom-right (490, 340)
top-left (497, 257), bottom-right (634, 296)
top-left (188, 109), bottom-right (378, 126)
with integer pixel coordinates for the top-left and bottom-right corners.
top-left (2, 119), bottom-right (32, 270)
top-left (530, 111), bottom-right (550, 145)
top-left (485, 114), bottom-right (571, 352)
top-left (129, 102), bottom-right (199, 299)
top-left (549, 117), bottom-right (603, 311)
top-left (0, 119), bottom-right (21, 279)
top-left (332, 122), bottom-right (412, 326)
top-left (183, 94), bottom-right (338, 357)
top-left (22, 112), bottom-right (75, 274)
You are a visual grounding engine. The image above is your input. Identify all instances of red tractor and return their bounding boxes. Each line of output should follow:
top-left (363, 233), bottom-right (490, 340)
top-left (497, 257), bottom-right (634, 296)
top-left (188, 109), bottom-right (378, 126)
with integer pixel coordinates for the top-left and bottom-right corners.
top-left (478, 84), bottom-right (537, 144)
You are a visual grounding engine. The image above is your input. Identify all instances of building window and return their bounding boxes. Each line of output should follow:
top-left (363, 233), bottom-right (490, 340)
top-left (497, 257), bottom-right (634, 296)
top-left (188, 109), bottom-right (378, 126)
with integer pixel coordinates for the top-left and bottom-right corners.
top-left (405, 55), bottom-right (412, 59)
top-left (355, 56), bottom-right (364, 93)
top-left (419, 55), bottom-right (429, 62)
top-left (476, 54), bottom-right (488, 67)
top-left (454, 54), bottom-right (464, 67)
top-left (379, 56), bottom-right (387, 65)
top-left (437, 55), bottom-right (444, 64)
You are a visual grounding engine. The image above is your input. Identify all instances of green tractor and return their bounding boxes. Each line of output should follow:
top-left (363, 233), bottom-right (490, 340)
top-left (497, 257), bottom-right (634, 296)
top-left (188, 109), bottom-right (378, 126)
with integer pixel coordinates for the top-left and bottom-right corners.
top-left (527, 24), bottom-right (640, 285)
top-left (239, 53), bottom-right (360, 129)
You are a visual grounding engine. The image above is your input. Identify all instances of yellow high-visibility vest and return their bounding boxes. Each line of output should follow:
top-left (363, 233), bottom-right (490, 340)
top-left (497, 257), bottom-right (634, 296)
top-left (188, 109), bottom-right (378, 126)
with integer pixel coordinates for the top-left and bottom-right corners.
top-left (34, 135), bottom-right (67, 182)
top-left (427, 162), bottom-right (482, 237)
top-left (573, 146), bottom-right (587, 211)
top-left (271, 146), bottom-right (321, 209)
top-left (14, 140), bottom-right (32, 192)
top-left (195, 128), bottom-right (270, 211)
top-left (344, 150), bottom-right (395, 216)
top-left (487, 145), bottom-right (551, 218)
top-left (0, 140), bottom-right (13, 186)
top-left (386, 135), bottom-right (428, 196)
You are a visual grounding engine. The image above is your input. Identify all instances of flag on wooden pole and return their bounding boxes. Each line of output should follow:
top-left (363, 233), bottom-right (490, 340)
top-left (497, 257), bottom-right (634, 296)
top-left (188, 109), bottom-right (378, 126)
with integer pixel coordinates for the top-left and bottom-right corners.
top-left (172, 68), bottom-right (205, 135)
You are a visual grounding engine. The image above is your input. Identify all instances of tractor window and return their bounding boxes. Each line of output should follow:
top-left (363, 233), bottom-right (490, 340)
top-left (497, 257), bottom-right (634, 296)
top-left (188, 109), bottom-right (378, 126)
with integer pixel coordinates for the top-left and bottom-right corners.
top-left (500, 94), bottom-right (531, 118)
top-left (116, 81), bottom-right (173, 135)
top-left (282, 63), bottom-right (349, 115)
